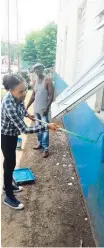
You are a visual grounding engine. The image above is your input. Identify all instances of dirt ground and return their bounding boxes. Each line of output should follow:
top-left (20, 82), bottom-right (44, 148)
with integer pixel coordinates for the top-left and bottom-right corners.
top-left (1, 127), bottom-right (96, 247)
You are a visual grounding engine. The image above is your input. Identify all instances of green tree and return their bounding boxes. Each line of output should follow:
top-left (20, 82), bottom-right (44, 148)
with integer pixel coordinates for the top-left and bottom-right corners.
top-left (36, 22), bottom-right (57, 67)
top-left (1, 41), bottom-right (22, 64)
top-left (21, 22), bottom-right (57, 68)
top-left (1, 41), bottom-right (8, 56)
top-left (10, 43), bottom-right (18, 63)
top-left (21, 40), bottom-right (37, 67)
top-left (26, 30), bottom-right (44, 46)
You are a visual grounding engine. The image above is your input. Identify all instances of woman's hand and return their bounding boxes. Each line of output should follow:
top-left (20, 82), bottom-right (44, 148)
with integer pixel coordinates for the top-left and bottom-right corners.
top-left (48, 123), bottom-right (61, 131)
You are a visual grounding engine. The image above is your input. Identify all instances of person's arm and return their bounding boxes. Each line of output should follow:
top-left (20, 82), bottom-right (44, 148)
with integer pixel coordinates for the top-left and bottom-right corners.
top-left (43, 78), bottom-right (54, 116)
top-left (26, 90), bottom-right (35, 110)
top-left (5, 99), bottom-right (59, 134)
top-left (22, 102), bottom-right (35, 121)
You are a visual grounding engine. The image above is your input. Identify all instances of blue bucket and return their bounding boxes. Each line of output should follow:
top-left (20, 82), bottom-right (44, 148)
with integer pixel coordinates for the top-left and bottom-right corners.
top-left (17, 137), bottom-right (22, 150)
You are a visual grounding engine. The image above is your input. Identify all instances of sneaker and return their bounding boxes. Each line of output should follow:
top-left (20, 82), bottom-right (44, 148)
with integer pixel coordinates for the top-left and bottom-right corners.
top-left (3, 184), bottom-right (23, 193)
top-left (4, 196), bottom-right (24, 210)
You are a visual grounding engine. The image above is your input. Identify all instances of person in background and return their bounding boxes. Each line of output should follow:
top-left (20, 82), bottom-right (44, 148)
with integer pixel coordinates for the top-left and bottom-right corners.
top-left (26, 63), bottom-right (54, 158)
top-left (1, 74), bottom-right (59, 210)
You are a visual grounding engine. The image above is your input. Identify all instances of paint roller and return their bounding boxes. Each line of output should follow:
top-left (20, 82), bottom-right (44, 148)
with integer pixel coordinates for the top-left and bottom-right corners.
top-left (33, 117), bottom-right (104, 143)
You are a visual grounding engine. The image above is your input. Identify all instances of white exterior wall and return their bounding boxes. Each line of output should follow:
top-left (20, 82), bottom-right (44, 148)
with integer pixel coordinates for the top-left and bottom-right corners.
top-left (56, 0), bottom-right (104, 110)
top-left (56, 0), bottom-right (78, 85)
top-left (78, 0), bottom-right (103, 73)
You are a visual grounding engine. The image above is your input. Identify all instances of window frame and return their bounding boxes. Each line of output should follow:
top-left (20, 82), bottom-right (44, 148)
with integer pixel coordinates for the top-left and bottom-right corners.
top-left (51, 55), bottom-right (104, 119)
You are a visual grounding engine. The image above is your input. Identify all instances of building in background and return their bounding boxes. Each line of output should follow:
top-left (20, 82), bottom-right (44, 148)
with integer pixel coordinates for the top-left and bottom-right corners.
top-left (54, 0), bottom-right (104, 246)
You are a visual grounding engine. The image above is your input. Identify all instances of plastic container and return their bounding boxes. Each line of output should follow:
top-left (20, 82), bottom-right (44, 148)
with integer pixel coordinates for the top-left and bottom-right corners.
top-left (16, 137), bottom-right (22, 150)
top-left (13, 168), bottom-right (36, 185)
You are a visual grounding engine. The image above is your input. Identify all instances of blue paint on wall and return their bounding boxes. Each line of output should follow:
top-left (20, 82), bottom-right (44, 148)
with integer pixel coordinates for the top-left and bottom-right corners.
top-left (87, 138), bottom-right (104, 245)
top-left (54, 72), bottom-right (104, 246)
top-left (63, 103), bottom-right (104, 197)
top-left (54, 73), bottom-right (67, 95)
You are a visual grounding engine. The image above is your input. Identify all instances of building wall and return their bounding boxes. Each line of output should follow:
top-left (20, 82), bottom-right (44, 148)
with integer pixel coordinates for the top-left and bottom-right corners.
top-left (56, 0), bottom-right (78, 84)
top-left (56, 0), bottom-right (104, 110)
top-left (54, 71), bottom-right (104, 246)
top-left (55, 0), bottom-right (104, 246)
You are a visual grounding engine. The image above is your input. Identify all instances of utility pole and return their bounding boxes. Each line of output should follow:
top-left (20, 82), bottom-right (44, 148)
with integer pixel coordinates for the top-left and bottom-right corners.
top-left (7, 0), bottom-right (11, 74)
top-left (16, 0), bottom-right (20, 72)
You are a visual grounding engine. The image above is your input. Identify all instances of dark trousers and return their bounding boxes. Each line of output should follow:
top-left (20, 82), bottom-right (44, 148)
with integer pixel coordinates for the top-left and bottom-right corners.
top-left (1, 134), bottom-right (18, 197)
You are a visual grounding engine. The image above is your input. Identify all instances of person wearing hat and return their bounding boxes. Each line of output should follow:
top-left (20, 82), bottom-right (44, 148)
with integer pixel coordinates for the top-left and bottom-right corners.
top-left (26, 63), bottom-right (54, 158)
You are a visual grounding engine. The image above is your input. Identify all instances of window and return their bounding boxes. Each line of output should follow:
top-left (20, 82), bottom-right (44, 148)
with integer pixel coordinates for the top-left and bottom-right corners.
top-left (51, 55), bottom-right (104, 119)
top-left (101, 89), bottom-right (104, 111)
top-left (95, 6), bottom-right (104, 30)
top-left (75, 0), bottom-right (87, 80)
top-left (95, 4), bottom-right (104, 112)
top-left (63, 26), bottom-right (68, 77)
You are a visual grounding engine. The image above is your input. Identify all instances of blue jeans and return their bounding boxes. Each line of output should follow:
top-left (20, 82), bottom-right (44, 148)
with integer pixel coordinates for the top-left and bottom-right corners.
top-left (35, 113), bottom-right (49, 151)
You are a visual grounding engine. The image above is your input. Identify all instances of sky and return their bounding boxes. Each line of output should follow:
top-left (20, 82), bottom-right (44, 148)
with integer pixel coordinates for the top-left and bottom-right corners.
top-left (1, 0), bottom-right (59, 43)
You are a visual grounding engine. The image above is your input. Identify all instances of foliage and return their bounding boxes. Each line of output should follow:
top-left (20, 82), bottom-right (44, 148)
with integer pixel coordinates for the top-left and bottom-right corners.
top-left (26, 30), bottom-right (44, 46)
top-left (1, 41), bottom-right (23, 64)
top-left (21, 22), bottom-right (57, 68)
top-left (19, 70), bottom-right (31, 90)
top-left (1, 22), bottom-right (57, 69)
top-left (20, 40), bottom-right (37, 66)
top-left (1, 41), bottom-right (8, 56)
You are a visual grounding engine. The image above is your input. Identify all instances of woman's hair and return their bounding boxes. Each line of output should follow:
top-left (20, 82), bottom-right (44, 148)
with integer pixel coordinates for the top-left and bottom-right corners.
top-left (3, 74), bottom-right (24, 91)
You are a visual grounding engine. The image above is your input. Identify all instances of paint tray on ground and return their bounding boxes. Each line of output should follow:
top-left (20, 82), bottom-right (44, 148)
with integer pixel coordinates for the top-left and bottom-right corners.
top-left (13, 168), bottom-right (36, 185)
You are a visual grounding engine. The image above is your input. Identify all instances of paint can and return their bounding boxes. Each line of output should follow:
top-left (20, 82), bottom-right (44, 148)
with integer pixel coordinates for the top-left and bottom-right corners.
top-left (17, 137), bottom-right (22, 150)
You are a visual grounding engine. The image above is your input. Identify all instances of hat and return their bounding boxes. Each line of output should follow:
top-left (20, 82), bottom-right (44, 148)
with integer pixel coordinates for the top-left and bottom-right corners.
top-left (30, 63), bottom-right (45, 73)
